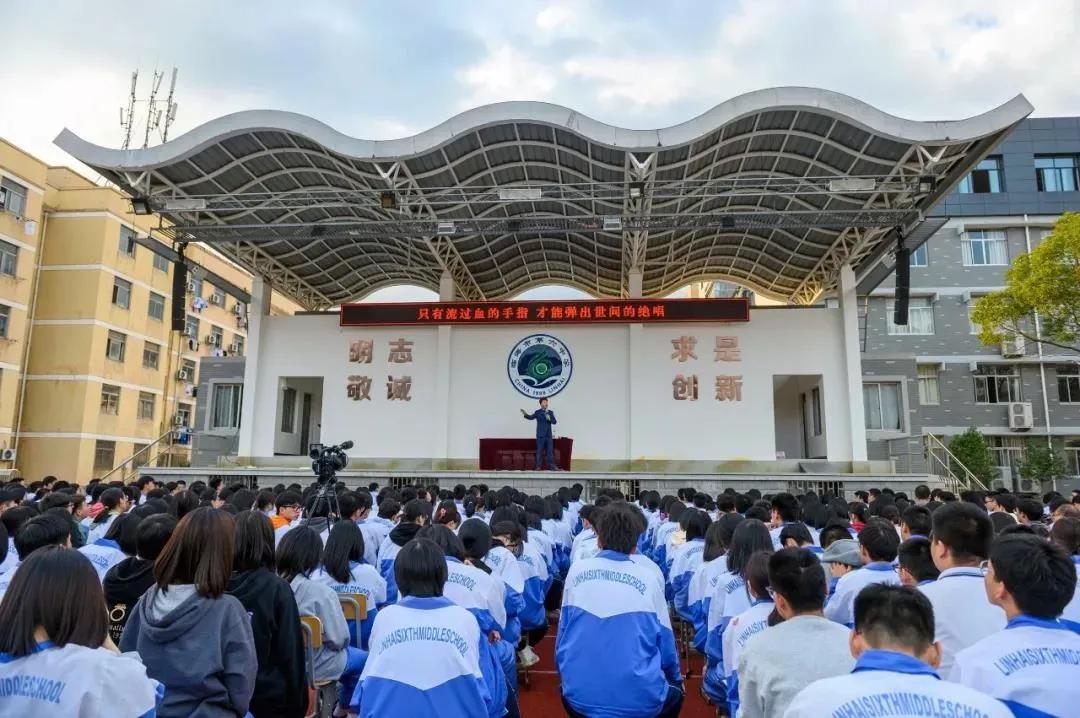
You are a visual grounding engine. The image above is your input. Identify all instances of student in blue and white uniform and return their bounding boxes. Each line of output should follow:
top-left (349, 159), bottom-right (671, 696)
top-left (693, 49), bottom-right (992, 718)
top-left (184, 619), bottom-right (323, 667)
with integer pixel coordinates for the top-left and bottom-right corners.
top-left (361, 498), bottom-right (398, 566)
top-left (479, 521), bottom-right (526, 650)
top-left (85, 487), bottom-right (129, 545)
top-left (651, 502), bottom-right (687, 577)
top-left (778, 523), bottom-right (822, 556)
top-left (570, 504), bottom-right (600, 564)
top-left (0, 513), bottom-right (72, 602)
top-left (491, 510), bottom-right (549, 668)
top-left (541, 497), bottom-right (572, 575)
top-left (1050, 516), bottom-right (1080, 631)
top-left (785, 584), bottom-right (1011, 718)
top-left (669, 508), bottom-right (711, 620)
top-left (952, 534), bottom-right (1080, 717)
top-left (557, 501), bottom-right (683, 718)
top-left (313, 520), bottom-right (387, 650)
top-left (768, 493), bottom-right (818, 550)
top-left (377, 499), bottom-right (427, 603)
top-left (895, 537), bottom-right (940, 587)
top-left (0, 546), bottom-right (161, 717)
top-left (720, 551), bottom-right (773, 717)
top-left (824, 518), bottom-right (901, 627)
top-left (79, 511), bottom-right (134, 582)
top-left (687, 515), bottom-right (740, 652)
top-left (350, 538), bottom-right (494, 718)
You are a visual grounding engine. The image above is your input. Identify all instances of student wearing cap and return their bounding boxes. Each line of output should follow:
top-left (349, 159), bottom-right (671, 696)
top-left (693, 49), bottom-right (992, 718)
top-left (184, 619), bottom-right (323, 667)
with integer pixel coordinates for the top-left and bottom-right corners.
top-left (919, 501), bottom-right (1005, 677)
top-left (819, 538), bottom-right (861, 598)
top-left (784, 585), bottom-right (1011, 718)
top-left (824, 519), bottom-right (901, 627)
top-left (951, 534), bottom-right (1080, 717)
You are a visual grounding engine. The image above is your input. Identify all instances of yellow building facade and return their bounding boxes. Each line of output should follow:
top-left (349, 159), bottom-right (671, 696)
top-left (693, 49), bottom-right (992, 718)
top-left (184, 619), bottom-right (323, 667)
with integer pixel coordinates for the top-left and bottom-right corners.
top-left (0, 139), bottom-right (297, 483)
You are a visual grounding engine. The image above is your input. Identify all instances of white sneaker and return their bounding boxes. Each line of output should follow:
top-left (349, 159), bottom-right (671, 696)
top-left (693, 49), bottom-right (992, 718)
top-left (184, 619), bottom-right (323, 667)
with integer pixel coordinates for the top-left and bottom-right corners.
top-left (518, 645), bottom-right (540, 668)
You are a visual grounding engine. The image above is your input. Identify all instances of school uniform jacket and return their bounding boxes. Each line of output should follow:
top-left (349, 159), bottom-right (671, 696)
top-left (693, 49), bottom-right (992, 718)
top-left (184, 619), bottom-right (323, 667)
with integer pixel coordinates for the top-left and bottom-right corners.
top-left (917, 566), bottom-right (1006, 677)
top-left (312, 561), bottom-right (388, 650)
top-left (516, 539), bottom-right (550, 630)
top-left (1059, 555), bottom-right (1080, 633)
top-left (824, 562), bottom-right (900, 627)
top-left (687, 555), bottom-right (728, 652)
top-left (485, 545), bottom-right (526, 646)
top-left (77, 538), bottom-right (126, 582)
top-left (668, 538), bottom-right (706, 620)
top-left (720, 598), bottom-right (773, 717)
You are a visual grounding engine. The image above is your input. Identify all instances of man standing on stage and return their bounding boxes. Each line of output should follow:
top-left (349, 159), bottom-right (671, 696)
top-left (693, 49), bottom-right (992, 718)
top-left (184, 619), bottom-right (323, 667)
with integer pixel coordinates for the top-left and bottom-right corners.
top-left (522, 398), bottom-right (558, 470)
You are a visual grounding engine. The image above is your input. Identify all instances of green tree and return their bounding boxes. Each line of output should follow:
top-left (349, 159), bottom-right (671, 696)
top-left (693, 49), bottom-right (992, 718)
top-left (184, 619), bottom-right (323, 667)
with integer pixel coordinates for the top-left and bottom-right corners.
top-left (948, 427), bottom-right (998, 484)
top-left (972, 212), bottom-right (1080, 353)
top-left (1017, 441), bottom-right (1067, 484)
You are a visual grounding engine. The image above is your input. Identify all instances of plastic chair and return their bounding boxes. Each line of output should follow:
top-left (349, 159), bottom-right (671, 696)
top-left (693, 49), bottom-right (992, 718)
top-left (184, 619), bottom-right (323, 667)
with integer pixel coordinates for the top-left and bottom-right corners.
top-left (338, 594), bottom-right (368, 649)
top-left (300, 615), bottom-right (337, 718)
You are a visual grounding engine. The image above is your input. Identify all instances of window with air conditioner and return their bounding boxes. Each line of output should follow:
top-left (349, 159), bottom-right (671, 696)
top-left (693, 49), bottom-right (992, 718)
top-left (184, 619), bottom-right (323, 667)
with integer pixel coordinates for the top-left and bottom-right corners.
top-left (962, 230), bottom-right (1009, 266)
top-left (0, 239), bottom-right (17, 277)
top-left (148, 292), bottom-right (165, 321)
top-left (917, 365), bottom-right (940, 405)
top-left (1058, 365), bottom-right (1080, 404)
top-left (105, 331), bottom-right (126, 362)
top-left (989, 437), bottom-right (1025, 476)
top-left (137, 391), bottom-right (156, 420)
top-left (143, 341), bottom-right (160, 370)
top-left (211, 384), bottom-right (243, 430)
top-left (957, 156), bottom-right (1004, 194)
top-left (886, 297), bottom-right (934, 335)
top-left (184, 315), bottom-right (200, 339)
top-left (176, 402), bottom-right (192, 427)
top-left (112, 277), bottom-right (132, 309)
top-left (180, 359), bottom-right (196, 381)
top-left (210, 287), bottom-right (225, 306)
top-left (100, 384), bottom-right (121, 415)
top-left (119, 226), bottom-right (137, 257)
top-left (863, 382), bottom-right (902, 431)
top-left (232, 336), bottom-right (245, 356)
top-left (973, 364), bottom-right (1021, 403)
top-left (210, 326), bottom-right (224, 347)
top-left (93, 440), bottom-right (116, 471)
top-left (190, 276), bottom-right (203, 298)
top-left (0, 178), bottom-right (28, 217)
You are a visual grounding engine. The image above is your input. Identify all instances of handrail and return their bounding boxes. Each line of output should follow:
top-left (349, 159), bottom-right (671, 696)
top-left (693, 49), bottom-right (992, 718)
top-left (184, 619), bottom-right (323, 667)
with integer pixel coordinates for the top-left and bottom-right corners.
top-left (924, 433), bottom-right (988, 492)
top-left (98, 427), bottom-right (178, 482)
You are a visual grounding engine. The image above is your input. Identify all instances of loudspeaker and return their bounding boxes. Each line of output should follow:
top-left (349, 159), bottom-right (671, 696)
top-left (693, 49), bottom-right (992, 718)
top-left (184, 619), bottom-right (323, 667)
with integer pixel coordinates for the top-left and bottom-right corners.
top-left (171, 255), bottom-right (188, 331)
top-left (893, 247), bottom-right (910, 325)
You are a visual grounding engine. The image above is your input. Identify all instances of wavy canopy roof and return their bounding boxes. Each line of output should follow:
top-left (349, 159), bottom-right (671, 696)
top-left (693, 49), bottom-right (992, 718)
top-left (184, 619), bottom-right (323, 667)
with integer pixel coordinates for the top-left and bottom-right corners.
top-left (56, 87), bottom-right (1031, 309)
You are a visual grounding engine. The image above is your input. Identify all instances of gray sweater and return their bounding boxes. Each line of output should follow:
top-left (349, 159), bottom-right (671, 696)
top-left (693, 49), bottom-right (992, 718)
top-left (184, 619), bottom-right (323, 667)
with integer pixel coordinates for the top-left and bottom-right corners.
top-left (736, 614), bottom-right (854, 718)
top-left (290, 573), bottom-right (349, 682)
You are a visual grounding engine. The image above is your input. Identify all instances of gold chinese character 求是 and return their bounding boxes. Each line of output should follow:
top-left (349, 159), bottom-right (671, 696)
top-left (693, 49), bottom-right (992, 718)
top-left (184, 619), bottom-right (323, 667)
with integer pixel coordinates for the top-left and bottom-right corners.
top-left (348, 339), bottom-right (373, 364)
top-left (714, 336), bottom-right (741, 362)
top-left (387, 375), bottom-right (413, 401)
top-left (388, 338), bottom-right (414, 363)
top-left (715, 375), bottom-right (743, 402)
top-left (672, 374), bottom-right (699, 401)
top-left (347, 375), bottom-right (372, 401)
top-left (671, 336), bottom-right (698, 362)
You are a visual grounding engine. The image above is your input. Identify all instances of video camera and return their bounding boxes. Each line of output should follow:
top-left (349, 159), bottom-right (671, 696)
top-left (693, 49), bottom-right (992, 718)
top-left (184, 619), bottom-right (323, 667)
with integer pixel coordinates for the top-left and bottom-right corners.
top-left (309, 440), bottom-right (353, 485)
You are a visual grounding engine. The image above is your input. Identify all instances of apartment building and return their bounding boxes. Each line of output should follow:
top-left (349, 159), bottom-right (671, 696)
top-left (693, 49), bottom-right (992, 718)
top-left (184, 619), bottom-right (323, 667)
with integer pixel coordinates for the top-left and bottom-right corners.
top-left (0, 139), bottom-right (298, 482)
top-left (861, 117), bottom-right (1080, 491)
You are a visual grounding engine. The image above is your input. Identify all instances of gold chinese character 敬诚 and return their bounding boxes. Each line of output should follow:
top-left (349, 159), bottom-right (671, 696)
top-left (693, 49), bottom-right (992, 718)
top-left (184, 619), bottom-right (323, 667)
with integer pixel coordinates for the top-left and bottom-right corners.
top-left (347, 375), bottom-right (372, 401)
top-left (387, 375), bottom-right (413, 401)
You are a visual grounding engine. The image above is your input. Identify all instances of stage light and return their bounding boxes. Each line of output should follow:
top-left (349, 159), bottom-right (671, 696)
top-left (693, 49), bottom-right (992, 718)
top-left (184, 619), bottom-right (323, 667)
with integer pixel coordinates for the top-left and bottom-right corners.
top-left (380, 191), bottom-right (397, 210)
top-left (629, 181), bottom-right (646, 200)
top-left (603, 217), bottom-right (623, 232)
top-left (918, 175), bottom-right (936, 193)
top-left (828, 178), bottom-right (876, 193)
top-left (498, 187), bottom-right (542, 201)
top-left (436, 221), bottom-right (456, 236)
top-left (131, 197), bottom-right (153, 215)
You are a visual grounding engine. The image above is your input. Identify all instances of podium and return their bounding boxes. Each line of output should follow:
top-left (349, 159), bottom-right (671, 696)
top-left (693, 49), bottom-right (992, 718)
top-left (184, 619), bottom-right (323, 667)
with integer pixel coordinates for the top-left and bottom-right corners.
top-left (479, 438), bottom-right (573, 471)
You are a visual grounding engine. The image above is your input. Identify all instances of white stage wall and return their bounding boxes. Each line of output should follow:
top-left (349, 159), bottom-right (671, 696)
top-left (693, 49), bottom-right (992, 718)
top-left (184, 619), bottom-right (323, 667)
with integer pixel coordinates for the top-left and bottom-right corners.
top-left (246, 307), bottom-right (857, 466)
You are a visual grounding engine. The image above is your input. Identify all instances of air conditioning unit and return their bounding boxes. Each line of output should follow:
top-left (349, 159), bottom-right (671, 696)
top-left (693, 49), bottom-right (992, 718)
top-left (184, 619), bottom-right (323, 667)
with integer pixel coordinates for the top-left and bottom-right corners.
top-left (1018, 478), bottom-right (1038, 493)
top-left (229, 342), bottom-right (241, 354)
top-left (172, 414), bottom-right (185, 426)
top-left (1000, 336), bottom-right (1026, 357)
top-left (204, 334), bottom-right (220, 347)
top-left (232, 303), bottom-right (244, 315)
top-left (0, 448), bottom-right (15, 462)
top-left (1008, 402), bottom-right (1034, 431)
top-left (176, 369), bottom-right (192, 382)
top-left (186, 279), bottom-right (196, 292)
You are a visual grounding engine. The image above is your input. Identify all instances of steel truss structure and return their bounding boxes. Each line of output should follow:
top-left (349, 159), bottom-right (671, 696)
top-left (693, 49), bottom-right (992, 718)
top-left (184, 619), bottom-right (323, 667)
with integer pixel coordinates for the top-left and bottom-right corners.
top-left (57, 89), bottom-right (1032, 310)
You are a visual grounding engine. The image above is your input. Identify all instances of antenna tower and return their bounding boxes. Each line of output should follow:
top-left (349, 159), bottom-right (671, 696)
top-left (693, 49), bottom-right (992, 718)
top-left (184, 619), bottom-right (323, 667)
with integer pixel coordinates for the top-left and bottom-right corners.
top-left (119, 71), bottom-right (139, 150)
top-left (119, 67), bottom-right (179, 150)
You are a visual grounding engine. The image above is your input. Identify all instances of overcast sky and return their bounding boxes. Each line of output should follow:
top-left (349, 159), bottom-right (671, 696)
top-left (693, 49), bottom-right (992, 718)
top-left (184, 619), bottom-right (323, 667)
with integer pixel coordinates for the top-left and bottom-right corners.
top-left (3, 0), bottom-right (1078, 300)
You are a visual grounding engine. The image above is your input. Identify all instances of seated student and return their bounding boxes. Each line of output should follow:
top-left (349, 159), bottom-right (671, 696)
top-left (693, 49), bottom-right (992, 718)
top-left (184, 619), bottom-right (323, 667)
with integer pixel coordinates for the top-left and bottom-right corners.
top-left (490, 514), bottom-right (548, 668)
top-left (688, 514), bottom-right (742, 651)
top-left (919, 501), bottom-right (1005, 676)
top-left (377, 499), bottom-right (428, 603)
top-left (824, 518), bottom-right (900, 627)
top-left (720, 551), bottom-right (773, 717)
top-left (39, 491), bottom-right (85, 549)
top-left (104, 514), bottom-right (177, 643)
top-left (1015, 498), bottom-right (1044, 525)
top-left (0, 513), bottom-right (71, 601)
top-left (227, 510), bottom-right (306, 718)
top-left (818, 523), bottom-right (854, 551)
top-left (271, 490), bottom-right (302, 534)
top-left (345, 491), bottom-right (379, 566)
top-left (569, 504), bottom-right (600, 564)
top-left (463, 517), bottom-right (524, 660)
top-left (901, 505), bottom-right (932, 541)
top-left (650, 500), bottom-right (686, 572)
top-left (737, 548), bottom-right (853, 718)
top-left (350, 538), bottom-right (494, 718)
top-left (313, 520), bottom-right (387, 650)
top-left (278, 525), bottom-right (362, 716)
top-left (952, 534), bottom-right (1080, 717)
top-left (769, 493), bottom-right (817, 549)
top-left (0, 547), bottom-right (160, 716)
top-left (669, 509), bottom-right (711, 620)
top-left (1049, 516), bottom-right (1080, 630)
top-left (557, 501), bottom-right (683, 718)
top-left (120, 507), bottom-right (257, 718)
top-left (86, 487), bottom-right (129, 545)
top-left (785, 585), bottom-right (1011, 717)
top-left (896, 537), bottom-right (939, 587)
top-left (79, 511), bottom-right (136, 581)
top-left (779, 522), bottom-right (822, 555)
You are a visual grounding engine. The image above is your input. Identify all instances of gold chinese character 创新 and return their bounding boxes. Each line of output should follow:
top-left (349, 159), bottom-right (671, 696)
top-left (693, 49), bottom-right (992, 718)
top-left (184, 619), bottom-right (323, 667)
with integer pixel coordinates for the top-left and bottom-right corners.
top-left (388, 338), bottom-right (414, 363)
top-left (386, 375), bottom-right (413, 401)
top-left (671, 335), bottom-right (698, 362)
top-left (714, 336), bottom-right (741, 362)
top-left (672, 374), bottom-right (699, 401)
top-left (346, 375), bottom-right (372, 401)
top-left (715, 375), bottom-right (743, 402)
top-left (348, 339), bottom-right (373, 364)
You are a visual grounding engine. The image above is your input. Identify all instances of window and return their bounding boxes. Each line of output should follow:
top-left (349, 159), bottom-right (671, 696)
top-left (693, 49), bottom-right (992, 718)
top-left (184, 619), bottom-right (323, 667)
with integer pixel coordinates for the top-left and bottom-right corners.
top-left (232, 335), bottom-right (244, 356)
top-left (973, 364), bottom-right (1021, 404)
top-left (0, 239), bottom-right (17, 276)
top-left (910, 244), bottom-right (928, 267)
top-left (863, 383), bottom-right (902, 431)
top-left (210, 326), bottom-right (224, 348)
top-left (918, 365), bottom-right (940, 405)
top-left (176, 402), bottom-right (192, 427)
top-left (212, 384), bottom-right (243, 430)
top-left (190, 276), bottom-right (203, 299)
top-left (968, 301), bottom-right (982, 335)
top-left (957, 156), bottom-right (1004, 194)
top-left (132, 444), bottom-right (150, 469)
top-left (989, 437), bottom-right (1025, 476)
top-left (887, 296), bottom-right (934, 335)
top-left (184, 315), bottom-right (199, 340)
top-left (1058, 365), bottom-right (1080, 403)
top-left (1066, 439), bottom-right (1080, 476)
top-left (811, 387), bottom-right (822, 436)
top-left (962, 230), bottom-right (1008, 266)
top-left (100, 384), bottom-right (121, 415)
top-left (0, 178), bottom-right (28, 217)
top-left (148, 292), bottom-right (165, 321)
top-left (152, 252), bottom-right (169, 273)
top-left (0, 304), bottom-right (9, 338)
top-left (137, 391), bottom-right (156, 420)
top-left (105, 330), bottom-right (126, 362)
top-left (1035, 155), bottom-right (1079, 192)
top-left (112, 277), bottom-right (131, 309)
top-left (119, 226), bottom-right (137, 257)
top-left (142, 341), bottom-right (160, 370)
top-left (280, 387), bottom-right (297, 433)
top-left (209, 287), bottom-right (225, 307)
top-left (93, 440), bottom-right (116, 471)
top-left (180, 358), bottom-right (196, 381)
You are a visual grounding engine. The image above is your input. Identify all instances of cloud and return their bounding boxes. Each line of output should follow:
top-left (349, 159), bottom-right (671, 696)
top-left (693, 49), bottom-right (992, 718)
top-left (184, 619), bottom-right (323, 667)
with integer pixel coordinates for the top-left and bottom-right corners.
top-left (457, 45), bottom-right (559, 108)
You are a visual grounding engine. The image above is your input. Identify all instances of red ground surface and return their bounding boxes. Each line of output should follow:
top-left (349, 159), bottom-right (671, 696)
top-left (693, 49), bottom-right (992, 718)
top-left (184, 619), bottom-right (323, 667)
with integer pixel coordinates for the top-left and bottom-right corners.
top-left (517, 619), bottom-right (715, 717)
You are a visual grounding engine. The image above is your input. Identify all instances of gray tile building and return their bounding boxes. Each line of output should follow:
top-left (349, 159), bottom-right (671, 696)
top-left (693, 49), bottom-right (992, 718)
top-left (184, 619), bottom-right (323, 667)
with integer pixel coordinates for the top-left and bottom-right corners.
top-left (860, 117), bottom-right (1080, 490)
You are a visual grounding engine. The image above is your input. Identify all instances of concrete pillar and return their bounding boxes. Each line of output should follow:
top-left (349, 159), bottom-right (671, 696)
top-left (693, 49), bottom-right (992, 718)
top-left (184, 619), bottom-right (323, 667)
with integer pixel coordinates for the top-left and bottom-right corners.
top-left (439, 270), bottom-right (456, 302)
top-left (627, 266), bottom-right (644, 468)
top-left (839, 265), bottom-right (868, 462)
top-left (627, 267), bottom-right (643, 299)
top-left (432, 325), bottom-right (453, 468)
top-left (237, 276), bottom-right (271, 460)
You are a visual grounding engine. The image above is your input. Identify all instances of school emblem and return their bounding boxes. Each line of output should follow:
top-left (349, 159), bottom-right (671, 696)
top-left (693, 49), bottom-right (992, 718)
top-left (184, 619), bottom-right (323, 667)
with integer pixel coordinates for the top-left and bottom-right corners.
top-left (507, 334), bottom-right (573, 398)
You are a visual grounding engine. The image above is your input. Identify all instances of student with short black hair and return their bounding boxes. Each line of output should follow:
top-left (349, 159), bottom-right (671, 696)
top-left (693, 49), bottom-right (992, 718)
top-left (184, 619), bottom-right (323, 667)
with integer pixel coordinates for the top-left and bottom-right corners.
top-left (952, 535), bottom-right (1080, 717)
top-left (719, 551), bottom-right (774, 717)
top-left (104, 513), bottom-right (177, 644)
top-left (0, 512), bottom-right (72, 600)
top-left (896, 537), bottom-right (939, 586)
top-left (271, 490), bottom-right (302, 533)
top-left (785, 585), bottom-right (1011, 717)
top-left (1050, 517), bottom-right (1080, 630)
top-left (900, 505), bottom-right (932, 540)
top-left (377, 498), bottom-right (428, 603)
top-left (769, 492), bottom-right (816, 549)
top-left (825, 518), bottom-right (901, 627)
top-left (87, 487), bottom-right (129, 544)
top-left (1015, 498), bottom-right (1044, 525)
top-left (350, 538), bottom-right (494, 717)
top-left (779, 522), bottom-right (820, 554)
top-left (0, 547), bottom-right (160, 716)
top-left (669, 508), bottom-right (711, 620)
top-left (120, 507), bottom-right (257, 718)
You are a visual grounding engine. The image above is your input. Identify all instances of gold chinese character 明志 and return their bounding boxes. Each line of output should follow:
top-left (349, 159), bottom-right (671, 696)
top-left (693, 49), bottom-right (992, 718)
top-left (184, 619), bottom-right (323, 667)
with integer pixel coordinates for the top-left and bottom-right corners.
top-left (388, 338), bottom-right (414, 363)
top-left (672, 374), bottom-right (699, 401)
top-left (386, 375), bottom-right (413, 401)
top-left (348, 339), bottom-right (373, 364)
top-left (715, 375), bottom-right (743, 402)
top-left (346, 375), bottom-right (372, 401)
top-left (671, 336), bottom-right (698, 362)
top-left (714, 336), bottom-right (742, 362)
